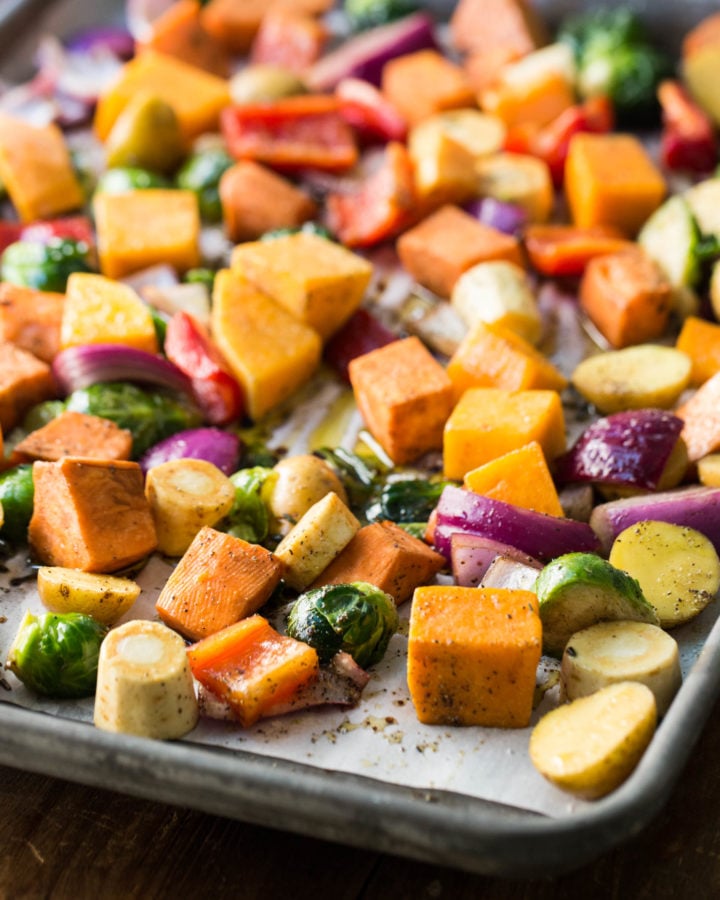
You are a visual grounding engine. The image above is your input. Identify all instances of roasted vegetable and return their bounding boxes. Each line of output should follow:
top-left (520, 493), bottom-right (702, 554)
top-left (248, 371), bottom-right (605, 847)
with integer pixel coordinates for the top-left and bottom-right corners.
top-left (287, 581), bottom-right (398, 668)
top-left (365, 477), bottom-right (452, 527)
top-left (176, 147), bottom-right (234, 222)
top-left (268, 454), bottom-right (349, 534)
top-left (345, 0), bottom-right (420, 32)
top-left (225, 466), bottom-right (276, 544)
top-left (0, 464), bottom-right (34, 545)
top-left (6, 610), bottom-right (107, 699)
top-left (96, 166), bottom-right (170, 193)
top-left (37, 567), bottom-right (141, 626)
top-left (313, 447), bottom-right (379, 512)
top-left (1, 238), bottom-right (93, 292)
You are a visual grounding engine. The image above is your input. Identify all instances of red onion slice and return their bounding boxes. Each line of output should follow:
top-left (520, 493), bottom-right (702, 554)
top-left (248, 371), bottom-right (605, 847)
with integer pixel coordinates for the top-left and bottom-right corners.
top-left (451, 533), bottom-right (540, 587)
top-left (139, 428), bottom-right (241, 476)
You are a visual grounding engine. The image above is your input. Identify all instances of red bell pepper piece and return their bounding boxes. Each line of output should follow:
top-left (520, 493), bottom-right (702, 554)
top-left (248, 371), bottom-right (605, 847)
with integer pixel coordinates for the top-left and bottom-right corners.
top-left (221, 95), bottom-right (358, 173)
top-left (165, 311), bottom-right (244, 426)
top-left (0, 222), bottom-right (23, 254)
top-left (324, 308), bottom-right (397, 382)
top-left (658, 79), bottom-right (717, 174)
top-left (335, 77), bottom-right (408, 143)
top-left (524, 224), bottom-right (634, 278)
top-left (326, 141), bottom-right (416, 247)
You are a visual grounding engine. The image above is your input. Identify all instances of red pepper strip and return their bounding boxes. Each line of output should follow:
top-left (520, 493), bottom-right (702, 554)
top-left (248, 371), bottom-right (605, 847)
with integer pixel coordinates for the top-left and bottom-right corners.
top-left (524, 224), bottom-right (634, 278)
top-left (0, 222), bottom-right (22, 254)
top-left (221, 95), bottom-right (358, 173)
top-left (335, 77), bottom-right (407, 143)
top-left (326, 141), bottom-right (416, 247)
top-left (164, 311), bottom-right (244, 426)
top-left (324, 308), bottom-right (397, 382)
top-left (21, 215), bottom-right (95, 248)
top-left (658, 79), bottom-right (718, 174)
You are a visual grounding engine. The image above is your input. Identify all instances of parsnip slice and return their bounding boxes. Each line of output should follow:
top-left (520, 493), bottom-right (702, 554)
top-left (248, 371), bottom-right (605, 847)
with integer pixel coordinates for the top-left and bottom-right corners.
top-left (37, 567), bottom-right (141, 625)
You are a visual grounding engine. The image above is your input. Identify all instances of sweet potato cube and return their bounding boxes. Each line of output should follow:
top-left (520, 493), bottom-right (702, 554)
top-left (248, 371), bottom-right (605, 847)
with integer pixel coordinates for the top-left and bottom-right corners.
top-left (210, 268), bottom-right (321, 420)
top-left (201, 0), bottom-right (332, 54)
top-left (312, 520), bottom-right (445, 605)
top-left (382, 50), bottom-right (476, 127)
top-left (676, 372), bottom-right (720, 462)
top-left (463, 440), bottom-right (564, 517)
top-left (94, 50), bottom-right (230, 142)
top-left (15, 411), bottom-right (133, 462)
top-left (349, 336), bottom-right (455, 465)
top-left (449, 0), bottom-right (547, 57)
top-left (408, 585), bottom-right (542, 727)
top-left (28, 458), bottom-right (157, 573)
top-left (94, 189), bottom-right (200, 279)
top-left (0, 284), bottom-right (64, 363)
top-left (231, 232), bottom-right (372, 341)
top-left (0, 113), bottom-right (84, 223)
top-left (137, 0), bottom-right (231, 77)
top-left (676, 315), bottom-right (720, 385)
top-left (0, 342), bottom-right (55, 432)
top-left (251, 6), bottom-right (327, 72)
top-left (565, 134), bottom-right (666, 236)
top-left (397, 205), bottom-right (524, 299)
top-left (444, 386), bottom-right (566, 480)
top-left (156, 526), bottom-right (283, 641)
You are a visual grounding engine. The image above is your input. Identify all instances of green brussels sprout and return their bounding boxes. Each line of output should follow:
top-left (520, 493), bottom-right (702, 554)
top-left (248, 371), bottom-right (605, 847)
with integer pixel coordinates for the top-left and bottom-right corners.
top-left (0, 464), bottom-right (34, 544)
top-left (65, 382), bottom-right (202, 457)
top-left (344, 0), bottom-right (418, 30)
top-left (365, 478), bottom-right (453, 527)
top-left (176, 147), bottom-right (234, 222)
top-left (184, 267), bottom-right (216, 291)
top-left (287, 581), bottom-right (399, 668)
top-left (149, 306), bottom-right (169, 350)
top-left (225, 466), bottom-right (277, 543)
top-left (1, 238), bottom-right (93, 292)
top-left (96, 166), bottom-right (170, 194)
top-left (6, 610), bottom-right (107, 699)
top-left (260, 221), bottom-right (334, 243)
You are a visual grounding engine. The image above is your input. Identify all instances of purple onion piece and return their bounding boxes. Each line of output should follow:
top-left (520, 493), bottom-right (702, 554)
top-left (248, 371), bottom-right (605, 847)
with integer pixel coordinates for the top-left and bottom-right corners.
top-left (451, 533), bottom-right (538, 587)
top-left (308, 13), bottom-right (437, 91)
top-left (65, 26), bottom-right (135, 60)
top-left (590, 486), bottom-right (720, 556)
top-left (464, 197), bottom-right (528, 235)
top-left (139, 428), bottom-right (241, 476)
top-left (52, 344), bottom-right (193, 397)
top-left (556, 409), bottom-right (684, 491)
top-left (434, 485), bottom-right (600, 562)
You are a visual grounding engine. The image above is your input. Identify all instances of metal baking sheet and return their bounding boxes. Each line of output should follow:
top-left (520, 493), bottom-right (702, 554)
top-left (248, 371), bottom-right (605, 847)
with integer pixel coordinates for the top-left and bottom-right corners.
top-left (2, 0), bottom-right (720, 877)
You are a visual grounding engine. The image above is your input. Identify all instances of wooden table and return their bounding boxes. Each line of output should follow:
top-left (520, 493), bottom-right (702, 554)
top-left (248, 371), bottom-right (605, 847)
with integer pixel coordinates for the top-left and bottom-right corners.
top-left (3, 696), bottom-right (720, 898)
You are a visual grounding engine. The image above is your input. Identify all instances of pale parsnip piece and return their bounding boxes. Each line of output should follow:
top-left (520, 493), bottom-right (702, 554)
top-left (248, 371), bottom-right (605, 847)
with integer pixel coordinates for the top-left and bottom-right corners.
top-left (145, 458), bottom-right (235, 557)
top-left (561, 621), bottom-right (681, 717)
top-left (274, 491), bottom-right (360, 591)
top-left (94, 620), bottom-right (198, 740)
top-left (698, 453), bottom-right (720, 487)
top-left (609, 521), bottom-right (720, 628)
top-left (37, 566), bottom-right (141, 625)
top-left (529, 682), bottom-right (657, 799)
top-left (475, 152), bottom-right (554, 223)
top-left (268, 454), bottom-right (348, 536)
top-left (571, 345), bottom-right (692, 414)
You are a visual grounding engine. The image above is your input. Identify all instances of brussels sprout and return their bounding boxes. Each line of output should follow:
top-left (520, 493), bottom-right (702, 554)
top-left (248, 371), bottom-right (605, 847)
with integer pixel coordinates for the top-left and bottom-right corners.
top-left (225, 466), bottom-right (277, 543)
top-left (184, 267), bottom-right (216, 291)
top-left (6, 610), bottom-right (107, 699)
top-left (365, 478), bottom-right (453, 527)
top-left (176, 147), bottom-right (234, 222)
top-left (287, 581), bottom-right (399, 668)
top-left (0, 464), bottom-right (34, 544)
top-left (344, 0), bottom-right (418, 30)
top-left (260, 221), bottom-right (334, 243)
top-left (65, 382), bottom-right (202, 457)
top-left (1, 238), bottom-right (93, 292)
top-left (96, 166), bottom-right (170, 194)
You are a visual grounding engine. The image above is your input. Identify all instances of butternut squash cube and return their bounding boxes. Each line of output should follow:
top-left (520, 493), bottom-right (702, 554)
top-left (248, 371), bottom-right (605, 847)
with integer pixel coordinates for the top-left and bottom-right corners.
top-left (408, 585), bottom-right (542, 727)
top-left (676, 315), bottom-right (720, 386)
top-left (0, 113), bottom-right (84, 223)
top-left (407, 118), bottom-right (478, 210)
top-left (444, 386), bottom-right (566, 479)
top-left (94, 189), bottom-right (200, 279)
top-left (231, 232), bottom-right (372, 341)
top-left (0, 342), bottom-right (55, 433)
top-left (211, 268), bottom-right (321, 420)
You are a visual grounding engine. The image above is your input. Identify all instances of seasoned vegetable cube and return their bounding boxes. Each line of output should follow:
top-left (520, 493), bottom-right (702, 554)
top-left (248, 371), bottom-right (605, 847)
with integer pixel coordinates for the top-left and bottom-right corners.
top-left (382, 50), bottom-right (476, 126)
top-left (0, 283), bottom-right (65, 363)
top-left (15, 411), bottom-right (133, 462)
top-left (0, 342), bottom-right (55, 433)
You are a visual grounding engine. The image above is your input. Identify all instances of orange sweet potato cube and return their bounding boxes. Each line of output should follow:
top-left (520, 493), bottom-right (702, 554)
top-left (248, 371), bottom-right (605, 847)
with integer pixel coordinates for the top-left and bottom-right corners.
top-left (408, 585), bottom-right (542, 726)
top-left (14, 411), bottom-right (133, 462)
top-left (312, 521), bottom-right (446, 604)
top-left (382, 50), bottom-right (476, 126)
top-left (676, 315), bottom-right (720, 386)
top-left (443, 386), bottom-right (566, 480)
top-left (450, 0), bottom-right (547, 57)
top-left (0, 284), bottom-right (64, 363)
top-left (0, 342), bottom-right (55, 432)
top-left (28, 458), bottom-right (157, 573)
top-left (397, 205), bottom-right (524, 298)
top-left (349, 336), bottom-right (455, 465)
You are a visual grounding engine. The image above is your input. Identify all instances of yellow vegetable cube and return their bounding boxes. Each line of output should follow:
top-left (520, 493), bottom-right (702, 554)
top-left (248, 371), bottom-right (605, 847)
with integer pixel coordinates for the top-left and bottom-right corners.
top-left (408, 117), bottom-right (478, 208)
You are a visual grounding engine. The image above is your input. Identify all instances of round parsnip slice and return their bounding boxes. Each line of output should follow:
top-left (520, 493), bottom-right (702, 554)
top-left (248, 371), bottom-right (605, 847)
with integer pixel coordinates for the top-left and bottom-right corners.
top-left (561, 621), bottom-right (681, 716)
top-left (529, 682), bottom-right (657, 800)
top-left (37, 567), bottom-right (141, 625)
top-left (609, 521), bottom-right (720, 628)
top-left (571, 345), bottom-right (691, 414)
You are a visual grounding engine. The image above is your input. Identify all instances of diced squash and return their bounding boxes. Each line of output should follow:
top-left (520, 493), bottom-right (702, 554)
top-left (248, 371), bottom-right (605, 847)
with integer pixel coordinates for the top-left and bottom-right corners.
top-left (94, 50), bottom-right (230, 142)
top-left (444, 386), bottom-right (566, 480)
top-left (61, 273), bottom-right (158, 353)
top-left (210, 268), bottom-right (321, 420)
top-left (464, 440), bottom-right (565, 517)
top-left (28, 457), bottom-right (157, 573)
top-left (475, 152), bottom-right (554, 223)
top-left (137, 0), bottom-right (231, 77)
top-left (231, 231), bottom-right (372, 341)
top-left (312, 520), bottom-right (446, 605)
top-left (565, 133), bottom-right (666, 236)
top-left (407, 585), bottom-right (542, 727)
top-left (382, 50), bottom-right (476, 126)
top-left (94, 189), bottom-right (200, 279)
top-left (156, 526), bottom-right (283, 641)
top-left (676, 315), bottom-right (720, 385)
top-left (676, 372), bottom-right (720, 462)
top-left (0, 283), bottom-right (64, 363)
top-left (0, 342), bottom-right (55, 433)
top-left (450, 0), bottom-right (548, 57)
top-left (349, 336), bottom-right (455, 465)
top-left (407, 118), bottom-right (478, 210)
top-left (14, 411), bottom-right (133, 462)
top-left (396, 204), bottom-right (524, 299)
top-left (447, 319), bottom-right (567, 397)
top-left (0, 113), bottom-right (84, 223)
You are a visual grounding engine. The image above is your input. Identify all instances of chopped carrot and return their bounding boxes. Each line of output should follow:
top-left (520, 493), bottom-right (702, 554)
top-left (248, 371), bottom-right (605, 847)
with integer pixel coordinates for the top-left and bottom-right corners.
top-left (579, 249), bottom-right (672, 349)
top-left (188, 614), bottom-right (319, 727)
top-left (408, 585), bottom-right (542, 727)
top-left (0, 342), bottom-right (55, 432)
top-left (676, 316), bottom-right (720, 386)
top-left (156, 526), bottom-right (284, 641)
top-left (14, 411), bottom-right (133, 462)
top-left (676, 372), bottom-right (720, 462)
top-left (0, 283), bottom-right (64, 363)
top-left (524, 224), bottom-right (635, 277)
top-left (137, 0), bottom-right (231, 77)
top-left (449, 0), bottom-right (547, 57)
top-left (382, 50), bottom-right (476, 127)
top-left (349, 336), bottom-right (455, 465)
top-left (396, 204), bottom-right (524, 299)
top-left (250, 6), bottom-right (327, 72)
top-left (29, 457), bottom-right (157, 573)
top-left (312, 521), bottom-right (446, 605)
